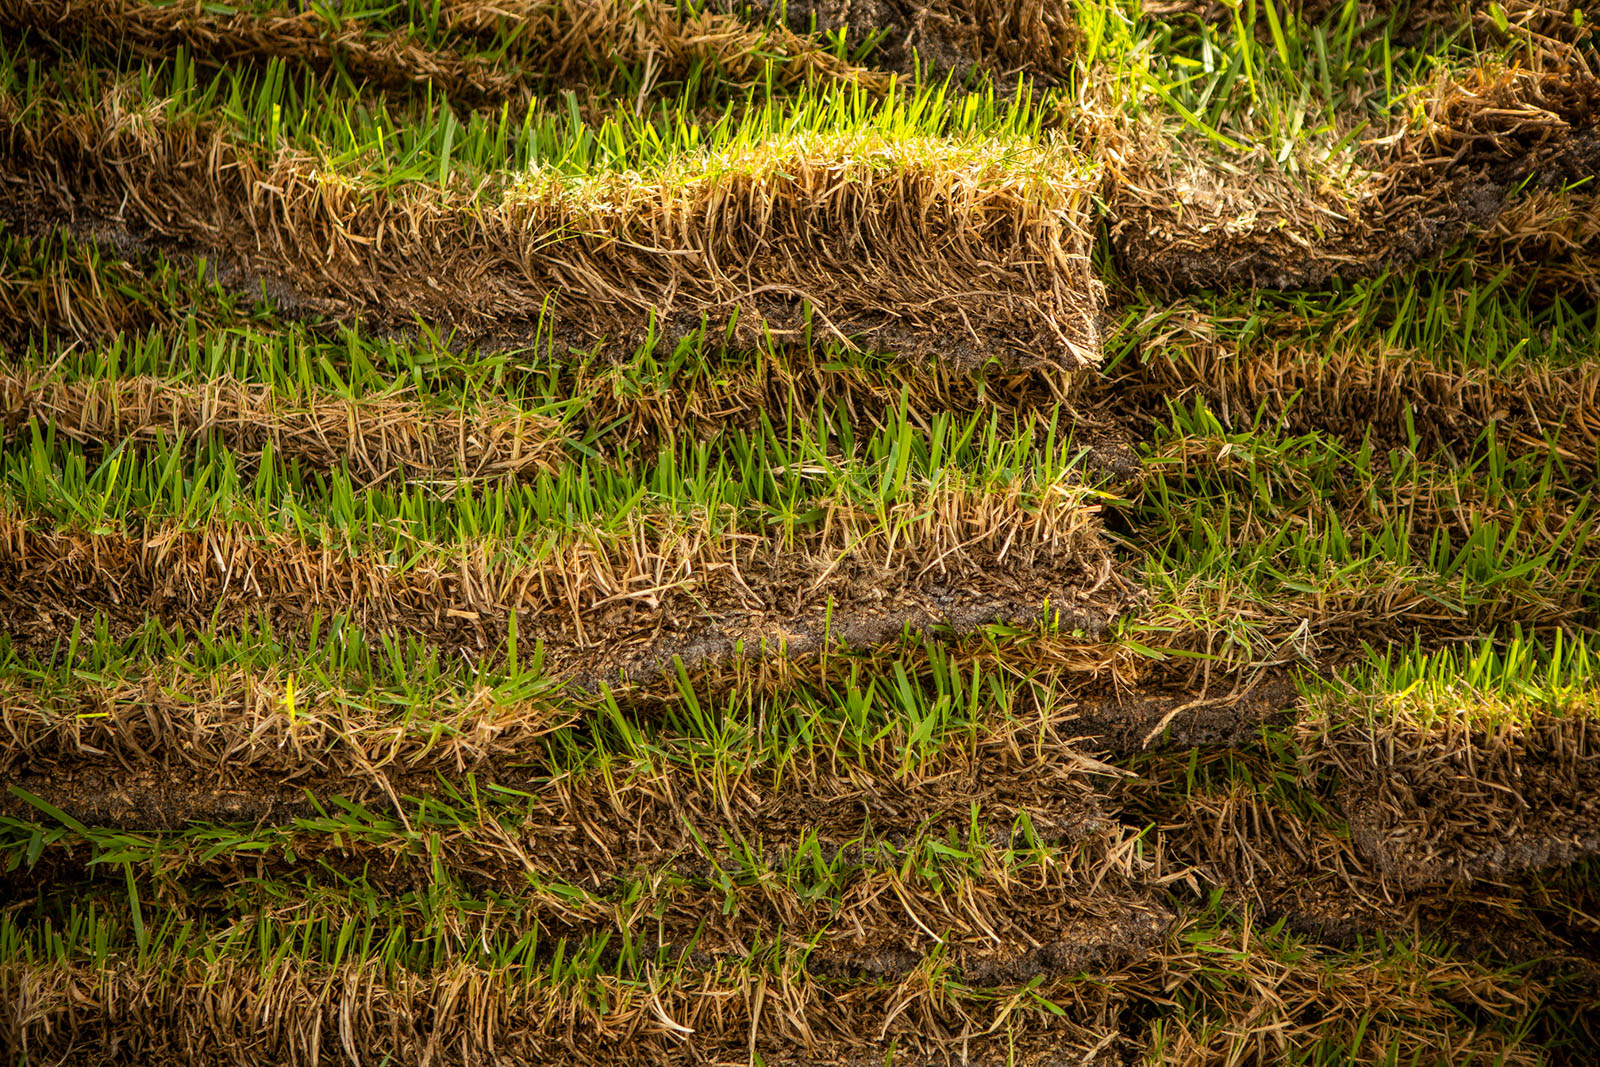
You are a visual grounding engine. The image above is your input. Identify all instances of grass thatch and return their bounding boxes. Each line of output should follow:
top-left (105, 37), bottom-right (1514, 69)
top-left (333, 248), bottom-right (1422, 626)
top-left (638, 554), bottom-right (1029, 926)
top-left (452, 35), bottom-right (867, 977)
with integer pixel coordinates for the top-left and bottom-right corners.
top-left (1, 89), bottom-right (1103, 370)
top-left (3, 0), bottom-right (888, 106)
top-left (0, 957), bottom-right (1122, 1066)
top-left (1, 372), bottom-right (570, 483)
top-left (0, 671), bottom-right (1112, 856)
top-left (0, 472), bottom-right (1126, 681)
top-left (1108, 64), bottom-right (1600, 291)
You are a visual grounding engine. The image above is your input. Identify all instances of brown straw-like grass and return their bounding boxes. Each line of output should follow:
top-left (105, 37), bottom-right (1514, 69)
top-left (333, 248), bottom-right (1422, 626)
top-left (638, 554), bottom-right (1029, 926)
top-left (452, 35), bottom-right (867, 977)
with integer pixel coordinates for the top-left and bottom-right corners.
top-left (0, 372), bottom-right (569, 484)
top-left (3, 0), bottom-right (889, 107)
top-left (1, 89), bottom-right (1104, 371)
top-left (1108, 64), bottom-right (1600, 291)
top-left (0, 474), bottom-right (1127, 680)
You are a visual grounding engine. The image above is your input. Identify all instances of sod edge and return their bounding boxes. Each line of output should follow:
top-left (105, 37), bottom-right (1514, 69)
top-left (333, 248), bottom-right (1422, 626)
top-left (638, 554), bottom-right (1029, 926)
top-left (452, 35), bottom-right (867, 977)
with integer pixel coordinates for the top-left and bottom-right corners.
top-left (1, 0), bottom-right (888, 106)
top-left (710, 0), bottom-right (1082, 87)
top-left (1108, 63), bottom-right (1600, 292)
top-left (1, 830), bottom-right (1174, 985)
top-left (0, 96), bottom-right (1105, 372)
top-left (1300, 701), bottom-right (1600, 889)
top-left (0, 734), bottom-right (1111, 864)
top-left (0, 372), bottom-right (570, 483)
top-left (0, 493), bottom-right (1130, 683)
top-left (1115, 311), bottom-right (1600, 460)
top-left (0, 898), bottom-right (1572, 1064)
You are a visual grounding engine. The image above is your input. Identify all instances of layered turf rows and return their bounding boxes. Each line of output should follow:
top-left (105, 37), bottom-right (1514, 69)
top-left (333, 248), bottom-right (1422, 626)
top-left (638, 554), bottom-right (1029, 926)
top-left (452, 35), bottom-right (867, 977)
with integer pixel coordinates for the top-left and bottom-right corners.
top-left (3, 1), bottom-right (1600, 1064)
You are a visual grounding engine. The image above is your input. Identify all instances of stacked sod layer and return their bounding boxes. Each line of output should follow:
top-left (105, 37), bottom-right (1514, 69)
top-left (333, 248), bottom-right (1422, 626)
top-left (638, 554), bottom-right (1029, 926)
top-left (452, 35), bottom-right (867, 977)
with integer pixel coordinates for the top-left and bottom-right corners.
top-left (0, 475), bottom-right (1125, 682)
top-left (1, 90), bottom-right (1103, 369)
top-left (5, 0), bottom-right (1088, 100)
top-left (1104, 2), bottom-right (1600, 293)
top-left (8, 636), bottom-right (1600, 1060)
top-left (716, 0), bottom-right (1081, 85)
top-left (4, 2), bottom-right (1600, 1065)
top-left (1119, 296), bottom-right (1600, 461)
top-left (2, 0), bottom-right (891, 104)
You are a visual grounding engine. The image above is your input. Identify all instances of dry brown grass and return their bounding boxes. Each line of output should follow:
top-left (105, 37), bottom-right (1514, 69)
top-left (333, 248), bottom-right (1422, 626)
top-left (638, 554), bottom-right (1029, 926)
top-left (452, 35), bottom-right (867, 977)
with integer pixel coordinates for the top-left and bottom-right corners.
top-left (0, 343), bottom-right (1090, 463)
top-left (0, 372), bottom-right (569, 484)
top-left (1301, 696), bottom-right (1600, 890)
top-left (722, 0), bottom-right (1079, 87)
top-left (0, 471), bottom-right (1126, 681)
top-left (1108, 64), bottom-right (1600, 291)
top-left (5, 795), bottom-right (1168, 981)
top-left (3, 0), bottom-right (888, 107)
top-left (1, 88), bottom-right (1103, 371)
top-left (0, 672), bottom-right (571, 787)
top-left (6, 0), bottom-right (522, 105)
